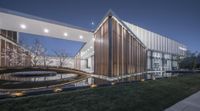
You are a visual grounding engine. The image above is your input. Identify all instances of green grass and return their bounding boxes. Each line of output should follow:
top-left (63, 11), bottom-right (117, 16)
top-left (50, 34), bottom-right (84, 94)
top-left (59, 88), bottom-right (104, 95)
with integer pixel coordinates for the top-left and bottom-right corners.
top-left (1, 74), bottom-right (200, 111)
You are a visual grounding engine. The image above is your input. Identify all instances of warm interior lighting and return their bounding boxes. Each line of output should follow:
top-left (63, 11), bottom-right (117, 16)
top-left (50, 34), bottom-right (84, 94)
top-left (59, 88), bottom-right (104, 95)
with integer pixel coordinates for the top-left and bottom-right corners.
top-left (20, 24), bottom-right (26, 29)
top-left (64, 32), bottom-right (68, 36)
top-left (44, 28), bottom-right (49, 33)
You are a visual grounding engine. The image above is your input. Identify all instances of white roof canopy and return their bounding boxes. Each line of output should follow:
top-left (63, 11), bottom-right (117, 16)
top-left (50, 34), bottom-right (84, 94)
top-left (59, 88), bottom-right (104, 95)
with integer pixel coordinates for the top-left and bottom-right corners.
top-left (0, 8), bottom-right (94, 58)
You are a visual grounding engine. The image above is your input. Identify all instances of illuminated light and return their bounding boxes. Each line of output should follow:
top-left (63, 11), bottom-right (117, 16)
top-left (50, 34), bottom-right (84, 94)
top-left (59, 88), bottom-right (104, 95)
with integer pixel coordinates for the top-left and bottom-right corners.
top-left (111, 82), bottom-right (115, 85)
top-left (179, 47), bottom-right (187, 51)
top-left (20, 24), bottom-right (26, 29)
top-left (141, 79), bottom-right (145, 82)
top-left (80, 35), bottom-right (83, 39)
top-left (64, 32), bottom-right (68, 36)
top-left (10, 91), bottom-right (25, 97)
top-left (90, 46), bottom-right (93, 49)
top-left (90, 84), bottom-right (97, 88)
top-left (53, 88), bottom-right (63, 93)
top-left (44, 28), bottom-right (49, 33)
top-left (92, 38), bottom-right (95, 41)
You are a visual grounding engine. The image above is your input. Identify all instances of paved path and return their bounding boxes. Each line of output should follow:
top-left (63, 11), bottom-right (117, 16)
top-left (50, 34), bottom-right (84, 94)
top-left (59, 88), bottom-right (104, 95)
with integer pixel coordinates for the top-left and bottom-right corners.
top-left (165, 91), bottom-right (200, 111)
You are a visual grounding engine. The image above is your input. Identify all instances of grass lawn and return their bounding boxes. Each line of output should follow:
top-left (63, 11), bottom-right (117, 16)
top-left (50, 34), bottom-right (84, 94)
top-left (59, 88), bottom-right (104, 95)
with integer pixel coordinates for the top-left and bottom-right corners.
top-left (1, 74), bottom-right (200, 111)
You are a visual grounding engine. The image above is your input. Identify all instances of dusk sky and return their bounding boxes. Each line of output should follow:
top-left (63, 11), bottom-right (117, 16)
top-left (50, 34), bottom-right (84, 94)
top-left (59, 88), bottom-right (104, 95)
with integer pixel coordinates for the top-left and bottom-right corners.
top-left (0, 0), bottom-right (200, 55)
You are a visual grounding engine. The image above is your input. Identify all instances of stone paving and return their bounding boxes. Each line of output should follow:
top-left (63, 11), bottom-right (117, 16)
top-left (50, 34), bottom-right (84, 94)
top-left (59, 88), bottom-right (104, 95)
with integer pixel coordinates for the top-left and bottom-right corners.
top-left (165, 91), bottom-right (200, 111)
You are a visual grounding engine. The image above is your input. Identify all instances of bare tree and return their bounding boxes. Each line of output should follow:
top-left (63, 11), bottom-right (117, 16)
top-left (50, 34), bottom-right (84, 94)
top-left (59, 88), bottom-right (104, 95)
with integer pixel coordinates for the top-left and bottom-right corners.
top-left (54, 50), bottom-right (68, 67)
top-left (41, 48), bottom-right (53, 67)
top-left (30, 39), bottom-right (45, 67)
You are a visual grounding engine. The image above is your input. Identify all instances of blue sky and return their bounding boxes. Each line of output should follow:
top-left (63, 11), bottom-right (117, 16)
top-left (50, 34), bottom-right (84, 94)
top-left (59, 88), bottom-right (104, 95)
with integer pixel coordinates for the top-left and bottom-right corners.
top-left (0, 0), bottom-right (200, 53)
top-left (19, 33), bottom-right (84, 57)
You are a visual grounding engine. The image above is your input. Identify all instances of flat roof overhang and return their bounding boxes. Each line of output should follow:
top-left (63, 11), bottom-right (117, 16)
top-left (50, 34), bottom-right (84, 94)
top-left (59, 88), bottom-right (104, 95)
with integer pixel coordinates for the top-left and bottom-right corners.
top-left (0, 8), bottom-right (94, 59)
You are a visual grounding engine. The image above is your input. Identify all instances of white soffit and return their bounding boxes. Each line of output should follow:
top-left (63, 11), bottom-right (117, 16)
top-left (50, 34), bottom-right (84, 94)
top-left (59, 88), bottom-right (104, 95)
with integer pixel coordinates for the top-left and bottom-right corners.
top-left (0, 11), bottom-right (93, 43)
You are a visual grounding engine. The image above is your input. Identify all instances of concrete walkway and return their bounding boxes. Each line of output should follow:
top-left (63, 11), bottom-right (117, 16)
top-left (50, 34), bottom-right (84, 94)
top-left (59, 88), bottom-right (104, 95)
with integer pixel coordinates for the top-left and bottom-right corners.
top-left (165, 91), bottom-right (200, 111)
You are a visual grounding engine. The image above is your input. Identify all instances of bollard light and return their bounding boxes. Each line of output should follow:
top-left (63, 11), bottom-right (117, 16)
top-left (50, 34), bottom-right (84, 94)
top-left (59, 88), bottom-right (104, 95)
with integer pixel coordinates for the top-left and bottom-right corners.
top-left (141, 78), bottom-right (145, 82)
top-left (90, 84), bottom-right (97, 88)
top-left (111, 82), bottom-right (115, 85)
top-left (53, 87), bottom-right (63, 93)
top-left (10, 91), bottom-right (25, 97)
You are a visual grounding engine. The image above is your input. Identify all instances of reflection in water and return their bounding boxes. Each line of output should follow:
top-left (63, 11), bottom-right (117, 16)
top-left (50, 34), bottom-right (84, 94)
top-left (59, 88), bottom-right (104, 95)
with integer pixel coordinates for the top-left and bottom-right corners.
top-left (71, 72), bottom-right (179, 87)
top-left (0, 71), bottom-right (77, 82)
top-left (146, 72), bottom-right (178, 79)
top-left (74, 78), bottom-right (94, 87)
top-left (0, 72), bottom-right (183, 96)
top-left (0, 71), bottom-right (180, 90)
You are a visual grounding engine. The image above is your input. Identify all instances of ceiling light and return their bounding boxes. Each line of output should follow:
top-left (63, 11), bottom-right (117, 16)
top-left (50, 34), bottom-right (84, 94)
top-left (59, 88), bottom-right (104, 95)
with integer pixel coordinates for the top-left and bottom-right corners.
top-left (179, 47), bottom-right (187, 51)
top-left (20, 24), bottom-right (26, 29)
top-left (44, 28), bottom-right (49, 33)
top-left (92, 38), bottom-right (95, 41)
top-left (64, 32), bottom-right (68, 36)
top-left (80, 35), bottom-right (83, 39)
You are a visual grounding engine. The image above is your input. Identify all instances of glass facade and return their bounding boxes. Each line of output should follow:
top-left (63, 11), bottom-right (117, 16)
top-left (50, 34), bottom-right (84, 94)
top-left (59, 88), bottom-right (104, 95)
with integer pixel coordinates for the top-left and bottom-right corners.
top-left (147, 50), bottom-right (180, 71)
top-left (0, 29), bottom-right (17, 43)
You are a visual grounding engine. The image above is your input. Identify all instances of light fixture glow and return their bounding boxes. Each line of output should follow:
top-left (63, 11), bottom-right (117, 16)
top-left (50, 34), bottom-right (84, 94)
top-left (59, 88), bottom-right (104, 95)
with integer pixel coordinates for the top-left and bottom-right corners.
top-left (179, 47), bottom-right (187, 51)
top-left (44, 28), bottom-right (49, 33)
top-left (20, 24), bottom-right (26, 29)
top-left (80, 35), bottom-right (83, 39)
top-left (64, 32), bottom-right (68, 36)
top-left (92, 38), bottom-right (95, 41)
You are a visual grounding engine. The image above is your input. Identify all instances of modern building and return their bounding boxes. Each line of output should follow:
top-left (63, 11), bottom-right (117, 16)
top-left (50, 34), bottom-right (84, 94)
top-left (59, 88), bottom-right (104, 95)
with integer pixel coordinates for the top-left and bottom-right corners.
top-left (0, 8), bottom-right (187, 77)
top-left (0, 29), bottom-right (32, 67)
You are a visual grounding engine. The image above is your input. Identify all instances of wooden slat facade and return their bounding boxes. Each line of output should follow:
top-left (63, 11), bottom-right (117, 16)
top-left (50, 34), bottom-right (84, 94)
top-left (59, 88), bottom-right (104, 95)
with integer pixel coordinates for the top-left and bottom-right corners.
top-left (94, 16), bottom-right (146, 77)
top-left (94, 19), bottom-right (109, 76)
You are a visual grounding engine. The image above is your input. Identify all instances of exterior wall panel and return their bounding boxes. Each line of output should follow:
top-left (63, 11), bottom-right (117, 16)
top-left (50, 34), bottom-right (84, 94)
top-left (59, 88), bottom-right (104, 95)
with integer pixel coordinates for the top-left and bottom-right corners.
top-left (123, 21), bottom-right (187, 56)
top-left (0, 29), bottom-right (32, 68)
top-left (94, 17), bottom-right (146, 77)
